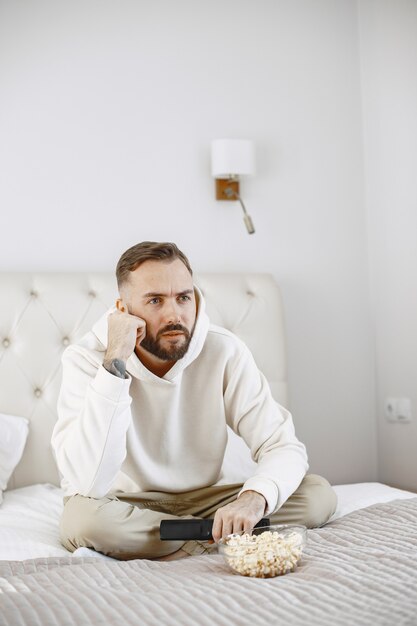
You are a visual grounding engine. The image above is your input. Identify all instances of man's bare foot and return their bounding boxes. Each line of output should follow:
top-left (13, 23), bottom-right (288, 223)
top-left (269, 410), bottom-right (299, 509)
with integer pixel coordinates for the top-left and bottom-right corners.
top-left (153, 548), bottom-right (190, 561)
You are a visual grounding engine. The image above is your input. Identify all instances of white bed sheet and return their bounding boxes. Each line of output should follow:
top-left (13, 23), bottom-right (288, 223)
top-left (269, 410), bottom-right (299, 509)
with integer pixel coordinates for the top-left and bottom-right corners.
top-left (329, 481), bottom-right (416, 521)
top-left (0, 483), bottom-right (69, 560)
top-left (0, 482), bottom-right (415, 561)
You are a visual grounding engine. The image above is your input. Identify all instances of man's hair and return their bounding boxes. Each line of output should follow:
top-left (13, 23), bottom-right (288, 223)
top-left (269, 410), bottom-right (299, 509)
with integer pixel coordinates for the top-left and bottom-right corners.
top-left (116, 241), bottom-right (193, 291)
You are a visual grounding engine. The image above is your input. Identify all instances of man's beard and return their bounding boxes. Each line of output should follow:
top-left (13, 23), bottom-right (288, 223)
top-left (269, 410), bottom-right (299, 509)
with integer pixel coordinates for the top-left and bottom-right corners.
top-left (140, 323), bottom-right (193, 361)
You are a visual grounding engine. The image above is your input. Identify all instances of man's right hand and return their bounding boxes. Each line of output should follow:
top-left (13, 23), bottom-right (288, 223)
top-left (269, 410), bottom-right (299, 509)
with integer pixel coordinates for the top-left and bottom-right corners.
top-left (104, 309), bottom-right (146, 365)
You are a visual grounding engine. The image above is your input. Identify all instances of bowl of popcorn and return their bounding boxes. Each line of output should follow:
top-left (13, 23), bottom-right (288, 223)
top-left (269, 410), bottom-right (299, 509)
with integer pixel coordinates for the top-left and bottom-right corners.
top-left (218, 524), bottom-right (307, 578)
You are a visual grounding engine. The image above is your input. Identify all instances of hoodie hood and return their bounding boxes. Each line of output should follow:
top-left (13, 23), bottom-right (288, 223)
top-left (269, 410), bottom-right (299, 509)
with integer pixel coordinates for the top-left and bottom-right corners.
top-left (91, 285), bottom-right (210, 382)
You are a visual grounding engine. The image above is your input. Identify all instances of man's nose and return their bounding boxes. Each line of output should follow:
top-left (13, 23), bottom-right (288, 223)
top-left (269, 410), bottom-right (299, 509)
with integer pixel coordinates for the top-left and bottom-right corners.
top-left (164, 300), bottom-right (182, 324)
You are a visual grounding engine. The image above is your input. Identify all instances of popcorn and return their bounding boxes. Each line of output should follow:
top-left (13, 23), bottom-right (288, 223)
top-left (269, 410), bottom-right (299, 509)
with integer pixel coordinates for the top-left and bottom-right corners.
top-left (222, 529), bottom-right (304, 578)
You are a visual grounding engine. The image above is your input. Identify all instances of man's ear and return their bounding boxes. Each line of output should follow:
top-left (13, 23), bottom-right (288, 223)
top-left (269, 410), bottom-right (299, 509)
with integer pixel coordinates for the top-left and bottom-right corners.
top-left (116, 298), bottom-right (127, 313)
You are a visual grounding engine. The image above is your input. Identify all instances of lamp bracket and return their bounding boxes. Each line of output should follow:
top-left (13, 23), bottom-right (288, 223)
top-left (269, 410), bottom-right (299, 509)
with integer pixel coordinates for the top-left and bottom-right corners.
top-left (215, 178), bottom-right (240, 200)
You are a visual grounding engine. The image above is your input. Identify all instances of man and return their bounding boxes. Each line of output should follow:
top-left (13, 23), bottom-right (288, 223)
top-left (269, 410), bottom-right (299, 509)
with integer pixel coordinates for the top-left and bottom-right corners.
top-left (51, 241), bottom-right (337, 560)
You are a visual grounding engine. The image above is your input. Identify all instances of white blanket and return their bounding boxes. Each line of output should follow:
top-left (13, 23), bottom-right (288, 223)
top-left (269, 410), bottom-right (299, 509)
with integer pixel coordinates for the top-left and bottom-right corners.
top-left (1, 498), bottom-right (417, 626)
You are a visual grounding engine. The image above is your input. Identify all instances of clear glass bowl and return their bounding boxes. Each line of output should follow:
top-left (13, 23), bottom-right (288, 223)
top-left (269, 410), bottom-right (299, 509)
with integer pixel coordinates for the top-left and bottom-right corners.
top-left (218, 524), bottom-right (307, 578)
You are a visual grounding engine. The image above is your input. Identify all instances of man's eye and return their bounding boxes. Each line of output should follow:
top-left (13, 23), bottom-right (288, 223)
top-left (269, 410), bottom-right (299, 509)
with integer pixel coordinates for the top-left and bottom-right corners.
top-left (178, 295), bottom-right (191, 302)
top-left (149, 298), bottom-right (160, 304)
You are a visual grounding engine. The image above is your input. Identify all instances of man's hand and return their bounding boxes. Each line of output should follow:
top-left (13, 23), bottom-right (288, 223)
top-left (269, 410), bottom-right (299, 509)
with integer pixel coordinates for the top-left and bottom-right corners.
top-left (211, 490), bottom-right (267, 543)
top-left (104, 309), bottom-right (147, 366)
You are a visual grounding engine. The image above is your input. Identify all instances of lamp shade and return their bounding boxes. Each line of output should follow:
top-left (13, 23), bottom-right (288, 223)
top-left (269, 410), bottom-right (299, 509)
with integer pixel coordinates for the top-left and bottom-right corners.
top-left (211, 139), bottom-right (255, 178)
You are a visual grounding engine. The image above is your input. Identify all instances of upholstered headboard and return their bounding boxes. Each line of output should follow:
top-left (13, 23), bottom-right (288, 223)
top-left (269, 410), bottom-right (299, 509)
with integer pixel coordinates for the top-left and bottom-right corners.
top-left (0, 273), bottom-right (288, 490)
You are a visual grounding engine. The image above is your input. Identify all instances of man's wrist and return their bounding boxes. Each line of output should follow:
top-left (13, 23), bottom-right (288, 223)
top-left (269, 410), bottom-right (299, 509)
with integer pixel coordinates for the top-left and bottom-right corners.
top-left (238, 490), bottom-right (267, 511)
top-left (103, 358), bottom-right (127, 379)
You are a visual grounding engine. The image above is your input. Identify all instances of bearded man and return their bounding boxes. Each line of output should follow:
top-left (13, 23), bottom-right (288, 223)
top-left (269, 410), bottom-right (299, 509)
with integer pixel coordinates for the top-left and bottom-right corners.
top-left (52, 241), bottom-right (337, 560)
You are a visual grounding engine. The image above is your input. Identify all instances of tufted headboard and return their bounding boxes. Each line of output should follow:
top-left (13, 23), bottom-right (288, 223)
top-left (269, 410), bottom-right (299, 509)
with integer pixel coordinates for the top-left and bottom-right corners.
top-left (0, 273), bottom-right (288, 490)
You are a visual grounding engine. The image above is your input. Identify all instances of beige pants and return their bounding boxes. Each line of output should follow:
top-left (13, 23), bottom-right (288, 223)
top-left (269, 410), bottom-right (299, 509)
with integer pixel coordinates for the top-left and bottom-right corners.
top-left (60, 474), bottom-right (337, 560)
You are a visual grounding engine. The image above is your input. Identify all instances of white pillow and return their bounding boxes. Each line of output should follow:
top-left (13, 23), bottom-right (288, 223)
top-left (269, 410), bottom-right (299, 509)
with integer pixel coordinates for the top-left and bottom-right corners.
top-left (0, 413), bottom-right (29, 504)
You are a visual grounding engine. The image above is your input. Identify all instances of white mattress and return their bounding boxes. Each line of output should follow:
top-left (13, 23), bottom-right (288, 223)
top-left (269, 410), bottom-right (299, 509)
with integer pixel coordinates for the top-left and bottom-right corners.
top-left (0, 482), bottom-right (415, 561)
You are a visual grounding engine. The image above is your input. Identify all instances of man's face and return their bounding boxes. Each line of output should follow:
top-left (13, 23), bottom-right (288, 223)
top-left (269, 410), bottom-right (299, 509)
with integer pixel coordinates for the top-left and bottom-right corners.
top-left (121, 258), bottom-right (197, 362)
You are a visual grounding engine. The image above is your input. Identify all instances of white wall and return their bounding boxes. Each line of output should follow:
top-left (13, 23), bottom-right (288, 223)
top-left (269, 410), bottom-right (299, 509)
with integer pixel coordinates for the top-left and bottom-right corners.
top-left (0, 0), bottom-right (378, 484)
top-left (359, 0), bottom-right (417, 491)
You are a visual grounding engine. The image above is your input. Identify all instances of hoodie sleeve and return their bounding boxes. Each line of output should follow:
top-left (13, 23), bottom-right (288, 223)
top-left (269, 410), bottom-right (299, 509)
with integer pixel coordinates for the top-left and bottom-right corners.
top-left (51, 346), bottom-right (132, 498)
top-left (224, 343), bottom-right (309, 516)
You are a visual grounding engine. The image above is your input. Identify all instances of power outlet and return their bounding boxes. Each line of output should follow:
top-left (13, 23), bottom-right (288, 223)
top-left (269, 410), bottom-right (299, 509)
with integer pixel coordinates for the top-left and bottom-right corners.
top-left (384, 397), bottom-right (412, 423)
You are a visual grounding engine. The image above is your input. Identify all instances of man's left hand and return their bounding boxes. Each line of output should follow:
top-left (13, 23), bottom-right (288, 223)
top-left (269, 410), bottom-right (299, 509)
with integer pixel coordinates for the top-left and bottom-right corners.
top-left (211, 490), bottom-right (267, 543)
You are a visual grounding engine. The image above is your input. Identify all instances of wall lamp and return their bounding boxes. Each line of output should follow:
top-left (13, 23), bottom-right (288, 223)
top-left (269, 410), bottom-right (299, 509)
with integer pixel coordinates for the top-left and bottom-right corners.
top-left (211, 139), bottom-right (256, 235)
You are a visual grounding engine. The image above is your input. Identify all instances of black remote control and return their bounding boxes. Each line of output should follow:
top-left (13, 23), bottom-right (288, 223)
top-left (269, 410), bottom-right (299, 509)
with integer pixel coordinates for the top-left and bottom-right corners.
top-left (160, 517), bottom-right (270, 541)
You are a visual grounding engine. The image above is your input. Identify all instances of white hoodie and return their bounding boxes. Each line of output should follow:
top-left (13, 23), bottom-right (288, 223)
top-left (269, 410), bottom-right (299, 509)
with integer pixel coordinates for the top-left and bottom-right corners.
top-left (51, 288), bottom-right (308, 515)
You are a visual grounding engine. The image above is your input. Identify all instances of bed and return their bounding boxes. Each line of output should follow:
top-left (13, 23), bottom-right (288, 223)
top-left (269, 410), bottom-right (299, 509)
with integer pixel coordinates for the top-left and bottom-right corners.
top-left (1, 272), bottom-right (416, 625)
